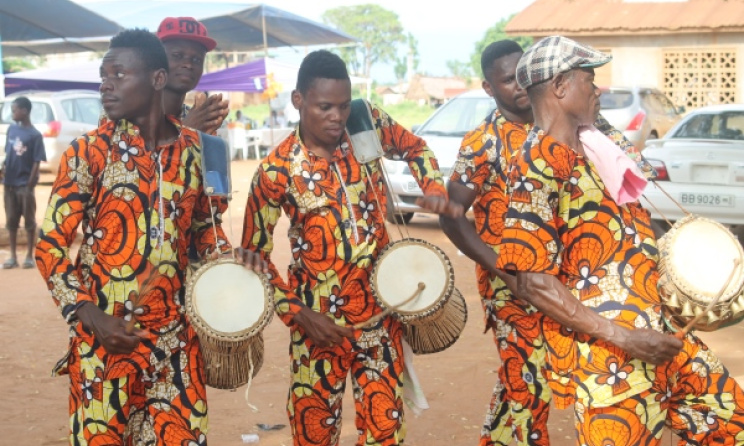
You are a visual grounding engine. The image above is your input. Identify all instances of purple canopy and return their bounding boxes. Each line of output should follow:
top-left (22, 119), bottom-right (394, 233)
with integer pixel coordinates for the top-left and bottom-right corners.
top-left (4, 60), bottom-right (100, 95)
top-left (196, 57), bottom-right (300, 93)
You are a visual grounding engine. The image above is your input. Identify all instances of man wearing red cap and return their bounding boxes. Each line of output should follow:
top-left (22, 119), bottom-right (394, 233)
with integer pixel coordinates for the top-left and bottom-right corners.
top-left (157, 17), bottom-right (228, 134)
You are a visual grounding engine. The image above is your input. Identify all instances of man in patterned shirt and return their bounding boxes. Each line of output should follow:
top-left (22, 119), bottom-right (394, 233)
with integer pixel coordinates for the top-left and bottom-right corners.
top-left (496, 35), bottom-right (744, 445)
top-left (157, 16), bottom-right (229, 134)
top-left (240, 50), bottom-right (461, 446)
top-left (441, 39), bottom-right (652, 446)
top-left (35, 29), bottom-right (230, 445)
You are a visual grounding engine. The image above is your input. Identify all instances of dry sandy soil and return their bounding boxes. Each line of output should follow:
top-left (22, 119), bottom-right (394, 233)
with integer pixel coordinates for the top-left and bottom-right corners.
top-left (1, 159), bottom-right (742, 445)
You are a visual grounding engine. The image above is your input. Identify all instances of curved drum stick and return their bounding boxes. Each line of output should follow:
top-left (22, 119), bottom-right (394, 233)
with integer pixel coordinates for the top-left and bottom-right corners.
top-left (353, 282), bottom-right (426, 330)
top-left (675, 258), bottom-right (741, 339)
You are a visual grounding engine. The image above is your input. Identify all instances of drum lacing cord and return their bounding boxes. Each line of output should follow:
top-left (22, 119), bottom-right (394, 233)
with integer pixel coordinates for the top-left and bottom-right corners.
top-left (643, 180), bottom-right (691, 229)
top-left (207, 202), bottom-right (223, 258)
top-left (365, 160), bottom-right (410, 241)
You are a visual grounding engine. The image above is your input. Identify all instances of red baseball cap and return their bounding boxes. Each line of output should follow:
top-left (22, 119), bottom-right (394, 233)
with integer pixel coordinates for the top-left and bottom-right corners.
top-left (156, 17), bottom-right (217, 52)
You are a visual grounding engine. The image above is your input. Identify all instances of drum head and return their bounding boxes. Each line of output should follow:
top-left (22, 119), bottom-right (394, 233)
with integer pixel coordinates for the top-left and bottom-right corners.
top-left (190, 260), bottom-right (270, 337)
top-left (662, 216), bottom-right (744, 301)
top-left (373, 239), bottom-right (454, 316)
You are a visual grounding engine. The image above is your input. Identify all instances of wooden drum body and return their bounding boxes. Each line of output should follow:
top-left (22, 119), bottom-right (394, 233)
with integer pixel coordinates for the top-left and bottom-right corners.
top-left (186, 258), bottom-right (273, 389)
top-left (657, 215), bottom-right (744, 332)
top-left (371, 238), bottom-right (455, 325)
top-left (403, 288), bottom-right (468, 354)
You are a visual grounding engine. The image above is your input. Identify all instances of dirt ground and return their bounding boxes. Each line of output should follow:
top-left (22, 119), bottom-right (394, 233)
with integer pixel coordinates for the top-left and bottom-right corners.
top-left (1, 159), bottom-right (743, 446)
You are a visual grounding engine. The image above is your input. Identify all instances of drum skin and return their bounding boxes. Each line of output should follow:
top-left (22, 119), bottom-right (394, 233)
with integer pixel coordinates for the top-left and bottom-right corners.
top-left (185, 258), bottom-right (273, 389)
top-left (371, 238), bottom-right (455, 324)
top-left (657, 214), bottom-right (744, 332)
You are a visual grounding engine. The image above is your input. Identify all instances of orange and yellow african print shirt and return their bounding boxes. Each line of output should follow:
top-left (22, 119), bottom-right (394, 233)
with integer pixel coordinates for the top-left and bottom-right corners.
top-left (496, 128), bottom-right (663, 408)
top-left (451, 112), bottom-right (641, 331)
top-left (450, 110), bottom-right (534, 330)
top-left (36, 117), bottom-right (231, 380)
top-left (241, 102), bottom-right (446, 333)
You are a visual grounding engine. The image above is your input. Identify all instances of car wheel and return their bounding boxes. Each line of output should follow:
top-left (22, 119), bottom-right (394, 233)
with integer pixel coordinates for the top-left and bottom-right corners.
top-left (386, 189), bottom-right (414, 224)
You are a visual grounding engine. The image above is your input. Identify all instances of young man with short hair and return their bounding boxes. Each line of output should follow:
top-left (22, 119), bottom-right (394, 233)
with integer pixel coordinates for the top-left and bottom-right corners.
top-left (240, 49), bottom-right (461, 446)
top-left (35, 29), bottom-right (230, 445)
top-left (2, 96), bottom-right (45, 269)
top-left (157, 16), bottom-right (228, 134)
top-left (440, 39), bottom-right (652, 446)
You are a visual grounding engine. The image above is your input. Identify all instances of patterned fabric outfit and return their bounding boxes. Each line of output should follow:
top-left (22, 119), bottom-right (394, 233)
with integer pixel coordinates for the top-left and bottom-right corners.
top-left (241, 102), bottom-right (446, 446)
top-left (35, 117), bottom-right (230, 445)
top-left (451, 112), bottom-right (640, 446)
top-left (496, 127), bottom-right (744, 445)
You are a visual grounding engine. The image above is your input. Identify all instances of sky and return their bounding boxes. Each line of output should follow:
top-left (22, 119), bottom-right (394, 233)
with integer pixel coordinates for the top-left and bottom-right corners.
top-left (74, 0), bottom-right (536, 83)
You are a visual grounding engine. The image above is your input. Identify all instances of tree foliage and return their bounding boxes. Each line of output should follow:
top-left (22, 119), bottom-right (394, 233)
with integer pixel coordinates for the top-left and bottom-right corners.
top-left (469, 14), bottom-right (533, 77)
top-left (322, 4), bottom-right (406, 78)
top-left (394, 33), bottom-right (420, 82)
top-left (2, 57), bottom-right (38, 74)
top-left (446, 60), bottom-right (473, 80)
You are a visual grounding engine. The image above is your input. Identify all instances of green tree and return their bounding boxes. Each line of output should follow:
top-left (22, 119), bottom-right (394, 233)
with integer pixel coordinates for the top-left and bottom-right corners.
top-left (394, 33), bottom-right (420, 82)
top-left (469, 14), bottom-right (533, 77)
top-left (322, 4), bottom-right (406, 78)
top-left (446, 60), bottom-right (473, 80)
top-left (2, 57), bottom-right (37, 74)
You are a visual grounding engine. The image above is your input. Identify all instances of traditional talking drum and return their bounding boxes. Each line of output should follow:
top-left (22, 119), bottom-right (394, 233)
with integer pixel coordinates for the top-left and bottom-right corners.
top-left (371, 238), bottom-right (455, 324)
top-left (185, 258), bottom-right (273, 389)
top-left (657, 214), bottom-right (744, 332)
top-left (403, 287), bottom-right (468, 354)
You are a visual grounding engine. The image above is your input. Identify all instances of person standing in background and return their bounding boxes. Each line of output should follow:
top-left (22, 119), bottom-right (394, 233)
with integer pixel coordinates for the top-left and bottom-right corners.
top-left (2, 96), bottom-right (45, 270)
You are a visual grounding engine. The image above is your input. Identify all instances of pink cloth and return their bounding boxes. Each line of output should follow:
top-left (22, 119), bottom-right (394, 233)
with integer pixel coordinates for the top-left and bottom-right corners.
top-left (579, 125), bottom-right (647, 205)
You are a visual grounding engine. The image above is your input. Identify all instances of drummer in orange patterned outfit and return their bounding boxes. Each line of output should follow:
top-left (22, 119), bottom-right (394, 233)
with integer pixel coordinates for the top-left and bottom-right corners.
top-left (35, 30), bottom-right (230, 445)
top-left (495, 35), bottom-right (744, 445)
top-left (440, 39), bottom-right (654, 446)
top-left (240, 49), bottom-right (462, 446)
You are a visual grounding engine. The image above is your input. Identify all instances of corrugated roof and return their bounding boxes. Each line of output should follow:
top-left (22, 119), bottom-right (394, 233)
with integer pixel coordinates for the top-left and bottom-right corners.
top-left (506, 0), bottom-right (744, 36)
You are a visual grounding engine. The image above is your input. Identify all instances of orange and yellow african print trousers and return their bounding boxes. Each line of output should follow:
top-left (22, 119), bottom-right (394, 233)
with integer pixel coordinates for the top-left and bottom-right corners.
top-left (287, 323), bottom-right (405, 446)
top-left (481, 300), bottom-right (551, 446)
top-left (67, 336), bottom-right (208, 445)
top-left (575, 333), bottom-right (744, 446)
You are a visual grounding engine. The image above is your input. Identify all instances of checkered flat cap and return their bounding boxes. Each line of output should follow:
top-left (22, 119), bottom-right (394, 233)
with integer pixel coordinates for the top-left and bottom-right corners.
top-left (516, 36), bottom-right (611, 89)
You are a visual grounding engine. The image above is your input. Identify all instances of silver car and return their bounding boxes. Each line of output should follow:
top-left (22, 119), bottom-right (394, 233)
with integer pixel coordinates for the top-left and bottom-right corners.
top-left (0, 90), bottom-right (102, 174)
top-left (599, 86), bottom-right (684, 150)
top-left (641, 104), bottom-right (744, 227)
top-left (384, 90), bottom-right (496, 223)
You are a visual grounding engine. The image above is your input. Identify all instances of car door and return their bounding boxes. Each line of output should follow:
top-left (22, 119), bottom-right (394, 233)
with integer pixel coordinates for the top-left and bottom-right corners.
top-left (60, 97), bottom-right (100, 140)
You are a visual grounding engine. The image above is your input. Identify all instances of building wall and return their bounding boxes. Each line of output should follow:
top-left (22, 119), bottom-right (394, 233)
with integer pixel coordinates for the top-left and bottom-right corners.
top-left (565, 33), bottom-right (744, 108)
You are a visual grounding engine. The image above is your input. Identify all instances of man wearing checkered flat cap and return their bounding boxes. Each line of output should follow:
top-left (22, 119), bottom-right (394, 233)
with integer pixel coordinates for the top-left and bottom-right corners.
top-left (494, 36), bottom-right (744, 445)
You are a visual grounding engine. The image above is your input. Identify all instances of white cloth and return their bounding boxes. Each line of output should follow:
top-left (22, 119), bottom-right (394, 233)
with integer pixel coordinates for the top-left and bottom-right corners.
top-left (401, 338), bottom-right (429, 416)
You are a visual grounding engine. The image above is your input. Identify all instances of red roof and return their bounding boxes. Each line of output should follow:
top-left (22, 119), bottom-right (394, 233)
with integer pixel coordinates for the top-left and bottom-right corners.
top-left (506, 0), bottom-right (744, 36)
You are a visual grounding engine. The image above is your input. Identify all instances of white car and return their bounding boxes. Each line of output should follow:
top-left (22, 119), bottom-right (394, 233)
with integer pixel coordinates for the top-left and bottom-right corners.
top-left (384, 90), bottom-right (496, 223)
top-left (641, 104), bottom-right (744, 227)
top-left (0, 90), bottom-right (102, 174)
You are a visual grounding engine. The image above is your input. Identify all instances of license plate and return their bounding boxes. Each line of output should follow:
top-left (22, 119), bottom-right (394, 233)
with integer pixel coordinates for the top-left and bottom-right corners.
top-left (679, 193), bottom-right (734, 207)
top-left (405, 180), bottom-right (420, 192)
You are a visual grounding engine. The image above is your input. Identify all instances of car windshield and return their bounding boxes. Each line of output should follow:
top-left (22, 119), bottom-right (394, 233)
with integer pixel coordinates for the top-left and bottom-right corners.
top-left (600, 90), bottom-right (633, 109)
top-left (416, 96), bottom-right (496, 137)
top-left (671, 111), bottom-right (744, 140)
